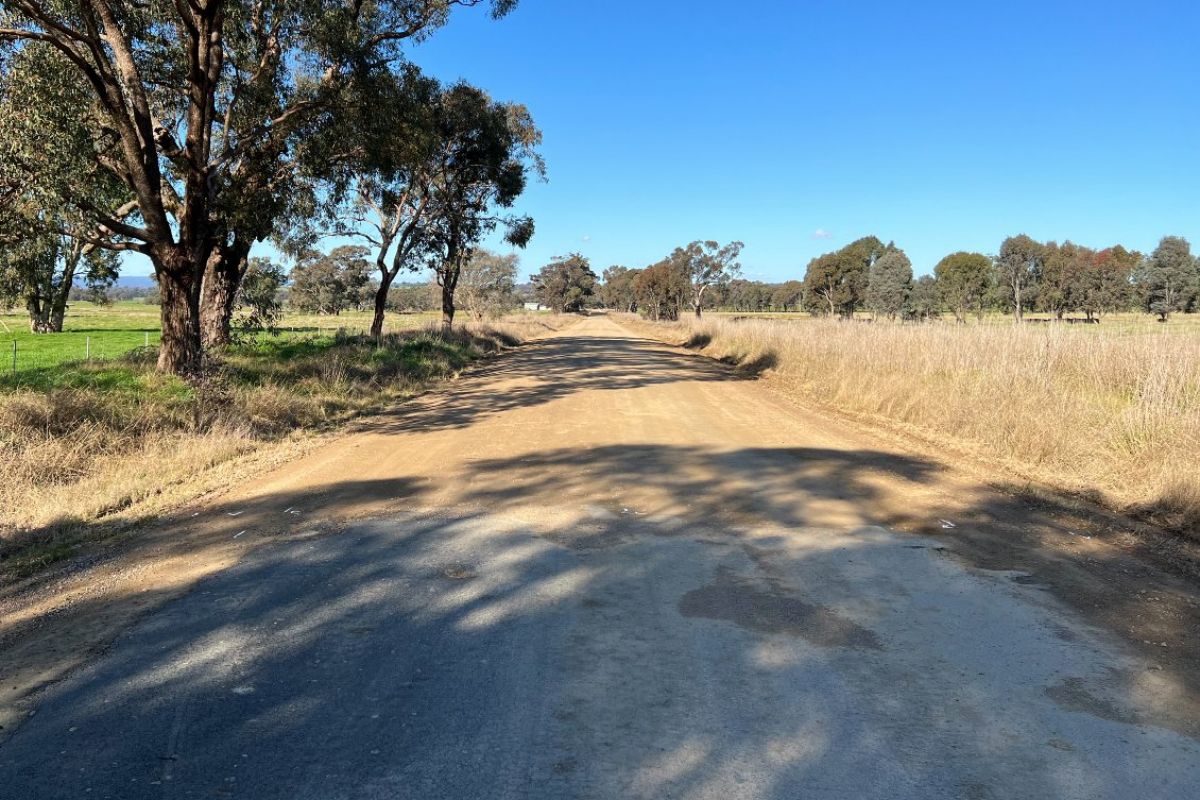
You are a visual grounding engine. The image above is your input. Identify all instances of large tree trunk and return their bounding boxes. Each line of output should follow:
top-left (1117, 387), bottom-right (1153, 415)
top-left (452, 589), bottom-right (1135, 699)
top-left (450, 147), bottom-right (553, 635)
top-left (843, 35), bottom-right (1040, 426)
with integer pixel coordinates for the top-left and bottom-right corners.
top-left (26, 288), bottom-right (71, 333)
top-left (200, 240), bottom-right (250, 348)
top-left (25, 238), bottom-right (74, 333)
top-left (156, 248), bottom-right (203, 375)
top-left (438, 255), bottom-right (461, 330)
top-left (370, 273), bottom-right (396, 340)
top-left (27, 299), bottom-right (53, 333)
top-left (441, 279), bottom-right (456, 329)
top-left (48, 241), bottom-right (83, 333)
top-left (26, 263), bottom-right (51, 332)
top-left (48, 291), bottom-right (69, 332)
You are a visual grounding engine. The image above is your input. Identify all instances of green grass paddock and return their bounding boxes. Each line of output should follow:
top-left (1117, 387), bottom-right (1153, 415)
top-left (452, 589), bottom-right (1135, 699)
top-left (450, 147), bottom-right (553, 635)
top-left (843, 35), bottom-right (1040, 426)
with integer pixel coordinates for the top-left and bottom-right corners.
top-left (0, 302), bottom-right (439, 377)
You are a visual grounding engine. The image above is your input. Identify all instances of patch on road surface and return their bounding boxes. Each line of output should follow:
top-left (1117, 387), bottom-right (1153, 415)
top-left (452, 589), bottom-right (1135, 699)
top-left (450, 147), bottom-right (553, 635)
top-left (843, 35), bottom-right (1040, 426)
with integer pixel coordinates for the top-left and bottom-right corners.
top-left (439, 562), bottom-right (478, 580)
top-left (1045, 675), bottom-right (1139, 726)
top-left (543, 521), bottom-right (640, 551)
top-left (678, 566), bottom-right (881, 649)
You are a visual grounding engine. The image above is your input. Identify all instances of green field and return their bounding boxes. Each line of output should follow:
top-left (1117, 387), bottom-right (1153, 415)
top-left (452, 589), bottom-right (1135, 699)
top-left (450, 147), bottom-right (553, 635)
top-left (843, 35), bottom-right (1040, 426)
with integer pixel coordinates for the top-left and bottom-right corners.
top-left (0, 302), bottom-right (440, 376)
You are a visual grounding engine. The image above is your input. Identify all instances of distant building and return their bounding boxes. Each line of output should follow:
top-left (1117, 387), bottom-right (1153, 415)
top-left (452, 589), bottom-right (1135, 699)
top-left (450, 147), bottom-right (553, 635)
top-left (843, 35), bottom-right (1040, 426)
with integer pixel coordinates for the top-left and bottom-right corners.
top-left (523, 302), bottom-right (548, 311)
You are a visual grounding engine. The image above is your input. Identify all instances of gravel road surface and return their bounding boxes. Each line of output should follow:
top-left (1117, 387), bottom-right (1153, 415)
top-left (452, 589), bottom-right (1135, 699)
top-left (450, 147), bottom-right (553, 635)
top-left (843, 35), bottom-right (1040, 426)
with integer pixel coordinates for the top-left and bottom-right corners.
top-left (2, 315), bottom-right (1197, 799)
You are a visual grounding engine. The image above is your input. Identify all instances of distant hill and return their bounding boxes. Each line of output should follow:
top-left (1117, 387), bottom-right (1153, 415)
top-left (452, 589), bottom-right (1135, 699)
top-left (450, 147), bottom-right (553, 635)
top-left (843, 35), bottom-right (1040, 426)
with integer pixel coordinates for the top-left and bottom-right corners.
top-left (115, 275), bottom-right (157, 288)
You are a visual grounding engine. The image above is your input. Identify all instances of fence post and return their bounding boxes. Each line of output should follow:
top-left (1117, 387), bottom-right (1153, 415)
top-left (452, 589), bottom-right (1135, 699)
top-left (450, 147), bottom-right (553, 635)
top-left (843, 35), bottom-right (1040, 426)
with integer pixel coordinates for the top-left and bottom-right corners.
top-left (10, 340), bottom-right (15, 373)
top-left (86, 336), bottom-right (91, 362)
top-left (145, 331), bottom-right (149, 347)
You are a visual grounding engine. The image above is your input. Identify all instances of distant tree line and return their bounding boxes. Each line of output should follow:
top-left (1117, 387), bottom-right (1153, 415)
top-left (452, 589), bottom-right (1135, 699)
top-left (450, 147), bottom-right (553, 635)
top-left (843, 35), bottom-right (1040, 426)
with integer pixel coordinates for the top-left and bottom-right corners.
top-left (65, 282), bottom-right (153, 305)
top-left (921, 235), bottom-right (1197, 322)
top-left (594, 241), bottom-right (744, 320)
top-left (593, 234), bottom-right (1200, 323)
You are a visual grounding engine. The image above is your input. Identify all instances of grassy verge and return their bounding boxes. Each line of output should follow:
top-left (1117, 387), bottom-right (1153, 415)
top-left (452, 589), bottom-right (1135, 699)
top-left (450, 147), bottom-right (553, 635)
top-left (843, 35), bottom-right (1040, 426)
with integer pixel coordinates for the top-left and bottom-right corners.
top-left (0, 314), bottom-right (569, 579)
top-left (0, 301), bottom-right (440, 373)
top-left (623, 313), bottom-right (1200, 536)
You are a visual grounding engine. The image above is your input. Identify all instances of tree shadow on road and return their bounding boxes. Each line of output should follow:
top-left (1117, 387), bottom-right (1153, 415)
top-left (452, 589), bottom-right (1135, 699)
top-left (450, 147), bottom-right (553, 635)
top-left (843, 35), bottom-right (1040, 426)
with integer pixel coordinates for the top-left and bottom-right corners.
top-left (453, 443), bottom-right (1200, 720)
top-left (362, 331), bottom-right (755, 435)
top-left (3, 443), bottom-right (1200, 797)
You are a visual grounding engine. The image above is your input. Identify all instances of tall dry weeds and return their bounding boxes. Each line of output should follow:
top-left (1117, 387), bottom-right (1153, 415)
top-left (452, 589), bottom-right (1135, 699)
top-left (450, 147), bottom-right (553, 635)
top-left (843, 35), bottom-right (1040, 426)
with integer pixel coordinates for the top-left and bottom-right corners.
top-left (635, 315), bottom-right (1200, 532)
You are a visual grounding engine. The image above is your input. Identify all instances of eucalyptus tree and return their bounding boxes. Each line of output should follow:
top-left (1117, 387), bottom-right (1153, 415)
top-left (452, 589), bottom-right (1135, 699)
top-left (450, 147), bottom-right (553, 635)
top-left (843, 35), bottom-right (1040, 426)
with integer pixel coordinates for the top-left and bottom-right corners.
top-left (722, 278), bottom-right (774, 312)
top-left (0, 230), bottom-right (118, 332)
top-left (1079, 246), bottom-right (1138, 319)
top-left (533, 253), bottom-right (596, 313)
top-left (459, 249), bottom-right (518, 320)
top-left (1039, 241), bottom-right (1094, 319)
top-left (0, 44), bottom-right (124, 331)
top-left (1138, 236), bottom-right (1197, 321)
top-left (634, 257), bottom-right (690, 320)
top-left (803, 236), bottom-right (886, 317)
top-left (288, 246), bottom-right (374, 316)
top-left (0, 0), bottom-right (517, 373)
top-left (865, 248), bottom-right (912, 320)
top-left (233, 257), bottom-right (286, 333)
top-left (904, 275), bottom-right (940, 321)
top-left (803, 252), bottom-right (841, 315)
top-left (994, 234), bottom-right (1044, 323)
top-left (769, 280), bottom-right (805, 312)
top-left (934, 251), bottom-right (991, 323)
top-left (325, 67), bottom-right (442, 338)
top-left (600, 265), bottom-right (640, 312)
top-left (669, 239), bottom-right (743, 318)
top-left (420, 84), bottom-right (542, 328)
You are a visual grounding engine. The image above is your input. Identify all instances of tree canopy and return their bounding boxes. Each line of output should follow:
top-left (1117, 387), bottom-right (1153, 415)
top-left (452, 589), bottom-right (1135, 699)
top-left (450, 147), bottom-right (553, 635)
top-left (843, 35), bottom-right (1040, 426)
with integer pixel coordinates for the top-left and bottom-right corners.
top-left (1139, 236), bottom-right (1197, 321)
top-left (994, 234), bottom-right (1044, 322)
top-left (459, 250), bottom-right (519, 320)
top-left (533, 253), bottom-right (596, 313)
top-left (600, 266), bottom-right (640, 313)
top-left (669, 240), bottom-right (743, 318)
top-left (865, 249), bottom-right (912, 319)
top-left (934, 252), bottom-right (991, 322)
top-left (289, 246), bottom-right (374, 316)
top-left (803, 236), bottom-right (887, 317)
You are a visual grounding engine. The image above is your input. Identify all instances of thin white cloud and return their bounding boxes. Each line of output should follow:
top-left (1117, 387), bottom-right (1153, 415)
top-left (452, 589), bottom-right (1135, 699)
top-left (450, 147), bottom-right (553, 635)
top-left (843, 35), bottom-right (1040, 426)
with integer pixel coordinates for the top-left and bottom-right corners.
top-left (812, 228), bottom-right (833, 240)
top-left (581, 235), bottom-right (592, 243)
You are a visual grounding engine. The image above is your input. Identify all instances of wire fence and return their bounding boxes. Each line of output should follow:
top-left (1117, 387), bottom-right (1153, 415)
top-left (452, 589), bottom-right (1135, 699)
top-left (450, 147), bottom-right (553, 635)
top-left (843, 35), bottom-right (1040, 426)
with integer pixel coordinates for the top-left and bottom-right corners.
top-left (2, 322), bottom-right (428, 377)
top-left (3, 331), bottom-right (161, 375)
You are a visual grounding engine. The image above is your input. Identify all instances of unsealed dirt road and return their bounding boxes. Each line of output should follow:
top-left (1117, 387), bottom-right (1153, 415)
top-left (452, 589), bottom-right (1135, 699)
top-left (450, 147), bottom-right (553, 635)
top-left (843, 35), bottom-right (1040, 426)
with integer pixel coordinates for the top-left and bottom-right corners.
top-left (2, 315), bottom-right (1199, 798)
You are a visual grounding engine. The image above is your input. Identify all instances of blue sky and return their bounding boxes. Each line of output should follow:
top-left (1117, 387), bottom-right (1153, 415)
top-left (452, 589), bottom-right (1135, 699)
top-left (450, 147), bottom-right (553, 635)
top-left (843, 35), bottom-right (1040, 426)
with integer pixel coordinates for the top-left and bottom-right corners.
top-left (125, 0), bottom-right (1200, 281)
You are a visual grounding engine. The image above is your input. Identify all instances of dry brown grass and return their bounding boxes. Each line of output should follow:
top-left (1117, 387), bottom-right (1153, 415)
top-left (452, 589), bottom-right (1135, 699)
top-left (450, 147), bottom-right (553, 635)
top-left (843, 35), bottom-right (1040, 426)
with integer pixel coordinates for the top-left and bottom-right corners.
top-left (0, 314), bottom-right (571, 576)
top-left (627, 314), bottom-right (1200, 533)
